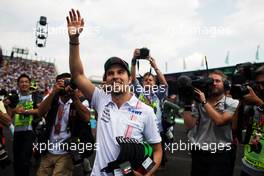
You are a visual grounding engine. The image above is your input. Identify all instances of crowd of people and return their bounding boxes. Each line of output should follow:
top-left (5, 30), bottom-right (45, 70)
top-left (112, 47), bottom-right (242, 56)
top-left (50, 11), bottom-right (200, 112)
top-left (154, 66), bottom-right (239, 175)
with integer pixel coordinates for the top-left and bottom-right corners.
top-left (0, 55), bottom-right (57, 93)
top-left (0, 9), bottom-right (263, 176)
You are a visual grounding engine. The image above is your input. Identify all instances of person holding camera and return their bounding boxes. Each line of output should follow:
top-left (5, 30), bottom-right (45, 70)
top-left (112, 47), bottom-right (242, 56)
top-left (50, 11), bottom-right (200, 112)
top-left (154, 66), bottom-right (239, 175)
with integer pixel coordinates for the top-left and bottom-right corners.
top-left (8, 73), bottom-right (42, 176)
top-left (67, 9), bottom-right (162, 176)
top-left (232, 66), bottom-right (264, 176)
top-left (131, 49), bottom-right (168, 132)
top-left (36, 73), bottom-right (90, 176)
top-left (131, 48), bottom-right (168, 167)
top-left (182, 70), bottom-right (238, 176)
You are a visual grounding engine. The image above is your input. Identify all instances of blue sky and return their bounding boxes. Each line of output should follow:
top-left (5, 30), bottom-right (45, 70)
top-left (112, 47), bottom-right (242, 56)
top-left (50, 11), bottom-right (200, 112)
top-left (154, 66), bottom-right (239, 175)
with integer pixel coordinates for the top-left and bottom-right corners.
top-left (0, 0), bottom-right (263, 79)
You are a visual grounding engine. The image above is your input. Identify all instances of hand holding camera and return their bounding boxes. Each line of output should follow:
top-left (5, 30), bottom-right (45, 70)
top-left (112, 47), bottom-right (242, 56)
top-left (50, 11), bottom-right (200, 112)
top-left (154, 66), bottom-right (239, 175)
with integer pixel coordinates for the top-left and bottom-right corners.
top-left (194, 88), bottom-right (206, 104)
top-left (52, 79), bottom-right (64, 95)
top-left (133, 48), bottom-right (150, 60)
top-left (149, 57), bottom-right (158, 70)
top-left (242, 86), bottom-right (263, 106)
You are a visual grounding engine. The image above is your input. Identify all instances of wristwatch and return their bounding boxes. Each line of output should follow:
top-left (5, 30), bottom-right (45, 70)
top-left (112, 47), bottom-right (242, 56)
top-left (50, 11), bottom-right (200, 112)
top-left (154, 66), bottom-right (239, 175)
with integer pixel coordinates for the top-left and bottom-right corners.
top-left (257, 104), bottom-right (264, 113)
top-left (201, 100), bottom-right (207, 106)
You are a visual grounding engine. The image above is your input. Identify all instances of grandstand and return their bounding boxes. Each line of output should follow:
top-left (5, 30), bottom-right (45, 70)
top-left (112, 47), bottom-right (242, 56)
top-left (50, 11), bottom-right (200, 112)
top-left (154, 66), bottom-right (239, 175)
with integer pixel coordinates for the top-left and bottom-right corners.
top-left (0, 52), bottom-right (57, 93)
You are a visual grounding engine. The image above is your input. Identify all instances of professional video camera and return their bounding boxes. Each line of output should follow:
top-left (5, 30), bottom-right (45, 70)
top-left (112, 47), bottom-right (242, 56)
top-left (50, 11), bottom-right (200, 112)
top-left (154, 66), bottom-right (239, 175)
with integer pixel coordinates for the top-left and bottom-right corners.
top-left (177, 75), bottom-right (213, 106)
top-left (230, 62), bottom-right (256, 99)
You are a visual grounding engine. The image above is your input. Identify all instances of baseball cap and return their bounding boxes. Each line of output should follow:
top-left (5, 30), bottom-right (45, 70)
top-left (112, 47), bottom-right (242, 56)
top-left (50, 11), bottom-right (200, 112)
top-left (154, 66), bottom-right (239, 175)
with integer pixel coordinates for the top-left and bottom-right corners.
top-left (104, 57), bottom-right (130, 75)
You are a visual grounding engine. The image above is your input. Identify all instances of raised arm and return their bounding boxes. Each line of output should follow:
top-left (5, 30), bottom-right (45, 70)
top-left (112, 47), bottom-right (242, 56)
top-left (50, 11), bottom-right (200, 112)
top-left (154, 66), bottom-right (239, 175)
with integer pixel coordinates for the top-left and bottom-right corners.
top-left (131, 49), bottom-right (140, 82)
top-left (71, 90), bottom-right (90, 122)
top-left (149, 57), bottom-right (168, 86)
top-left (194, 88), bottom-right (234, 126)
top-left (67, 9), bottom-right (95, 100)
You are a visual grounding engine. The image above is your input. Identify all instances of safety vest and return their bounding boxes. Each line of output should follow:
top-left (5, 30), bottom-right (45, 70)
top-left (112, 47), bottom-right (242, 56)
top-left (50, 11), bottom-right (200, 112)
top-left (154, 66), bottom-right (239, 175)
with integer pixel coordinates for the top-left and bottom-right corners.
top-left (138, 93), bottom-right (158, 114)
top-left (14, 97), bottom-right (34, 127)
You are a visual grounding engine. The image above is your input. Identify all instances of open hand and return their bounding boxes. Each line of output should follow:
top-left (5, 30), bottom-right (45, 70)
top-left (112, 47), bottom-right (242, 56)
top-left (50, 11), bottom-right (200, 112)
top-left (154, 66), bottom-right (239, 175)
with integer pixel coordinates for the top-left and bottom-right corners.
top-left (66, 9), bottom-right (84, 40)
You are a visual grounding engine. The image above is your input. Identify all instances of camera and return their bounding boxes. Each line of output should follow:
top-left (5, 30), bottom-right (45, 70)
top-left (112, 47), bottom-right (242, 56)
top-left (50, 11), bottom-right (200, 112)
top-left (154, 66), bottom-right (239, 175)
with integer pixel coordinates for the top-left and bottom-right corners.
top-left (137, 48), bottom-right (150, 59)
top-left (230, 62), bottom-right (256, 99)
top-left (177, 75), bottom-right (213, 105)
top-left (5, 91), bottom-right (19, 108)
top-left (64, 79), bottom-right (77, 90)
top-left (230, 84), bottom-right (250, 100)
top-left (59, 79), bottom-right (77, 96)
top-left (65, 137), bottom-right (83, 166)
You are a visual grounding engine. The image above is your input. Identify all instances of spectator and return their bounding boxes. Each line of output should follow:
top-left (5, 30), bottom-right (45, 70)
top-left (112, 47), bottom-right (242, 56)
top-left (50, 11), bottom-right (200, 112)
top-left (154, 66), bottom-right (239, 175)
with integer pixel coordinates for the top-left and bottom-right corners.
top-left (0, 57), bottom-right (57, 92)
top-left (131, 49), bottom-right (168, 167)
top-left (9, 73), bottom-right (42, 176)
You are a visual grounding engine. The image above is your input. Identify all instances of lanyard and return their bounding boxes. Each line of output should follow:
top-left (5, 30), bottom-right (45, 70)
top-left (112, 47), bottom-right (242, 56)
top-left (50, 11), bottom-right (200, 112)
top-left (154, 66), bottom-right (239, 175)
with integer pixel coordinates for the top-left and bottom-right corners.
top-left (124, 100), bottom-right (141, 138)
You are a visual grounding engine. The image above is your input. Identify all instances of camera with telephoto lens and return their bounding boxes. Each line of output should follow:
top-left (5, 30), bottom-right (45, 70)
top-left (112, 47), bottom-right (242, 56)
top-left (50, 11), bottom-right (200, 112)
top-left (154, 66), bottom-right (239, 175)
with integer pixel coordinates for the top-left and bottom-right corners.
top-left (230, 62), bottom-right (256, 99)
top-left (136, 48), bottom-right (150, 59)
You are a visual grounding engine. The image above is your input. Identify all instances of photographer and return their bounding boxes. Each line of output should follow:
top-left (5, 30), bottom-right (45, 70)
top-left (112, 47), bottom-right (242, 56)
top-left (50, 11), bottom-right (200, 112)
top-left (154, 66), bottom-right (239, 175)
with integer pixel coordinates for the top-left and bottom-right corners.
top-left (182, 70), bottom-right (238, 176)
top-left (131, 48), bottom-right (168, 167)
top-left (232, 66), bottom-right (264, 176)
top-left (36, 73), bottom-right (90, 176)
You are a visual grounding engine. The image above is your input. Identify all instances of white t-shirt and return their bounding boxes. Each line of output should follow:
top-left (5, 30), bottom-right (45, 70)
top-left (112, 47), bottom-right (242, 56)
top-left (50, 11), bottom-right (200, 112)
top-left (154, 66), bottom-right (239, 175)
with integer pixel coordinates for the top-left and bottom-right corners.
top-left (91, 88), bottom-right (161, 176)
top-left (49, 98), bottom-right (72, 155)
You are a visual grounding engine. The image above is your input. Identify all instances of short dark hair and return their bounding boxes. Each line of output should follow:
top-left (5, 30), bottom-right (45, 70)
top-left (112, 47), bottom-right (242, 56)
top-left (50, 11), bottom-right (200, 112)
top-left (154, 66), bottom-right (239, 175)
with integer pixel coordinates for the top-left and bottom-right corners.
top-left (17, 73), bottom-right (31, 84)
top-left (56, 73), bottom-right (71, 81)
top-left (255, 66), bottom-right (264, 79)
top-left (143, 72), bottom-right (156, 82)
